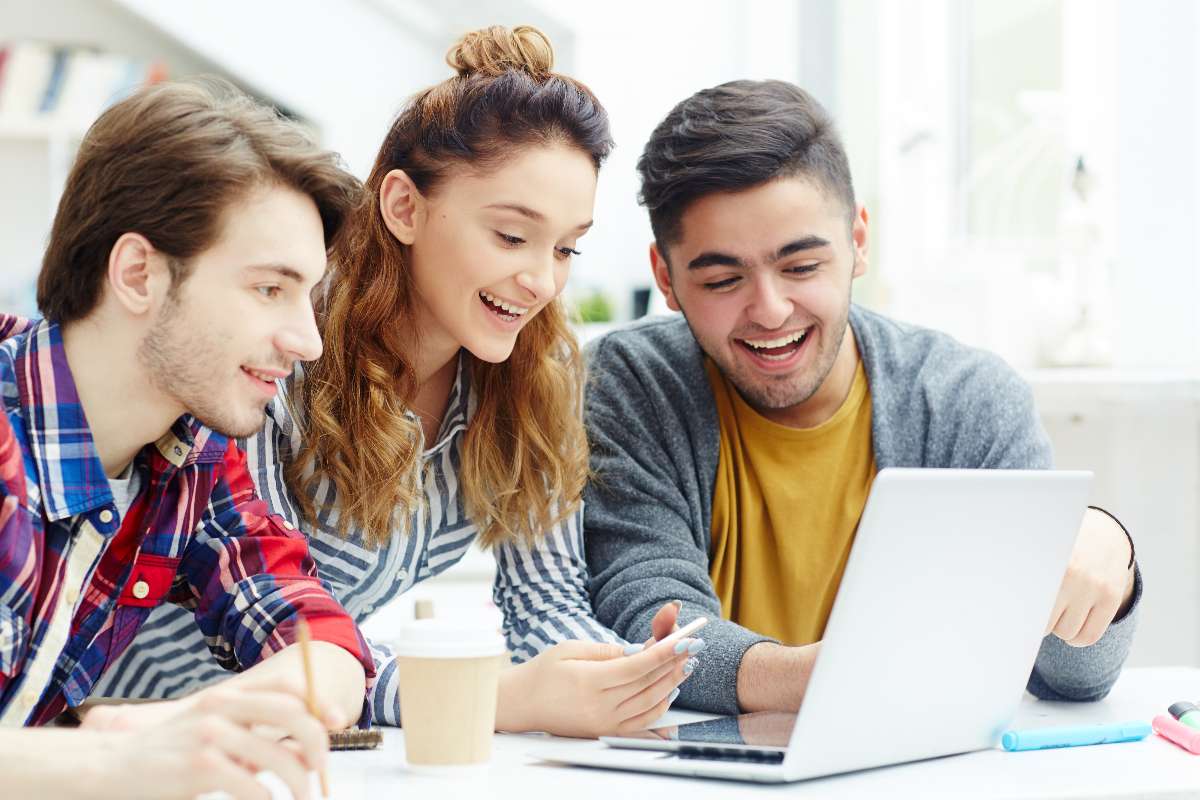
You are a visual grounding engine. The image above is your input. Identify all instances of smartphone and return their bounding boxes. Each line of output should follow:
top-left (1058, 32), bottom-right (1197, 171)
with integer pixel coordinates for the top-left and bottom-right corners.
top-left (652, 616), bottom-right (709, 652)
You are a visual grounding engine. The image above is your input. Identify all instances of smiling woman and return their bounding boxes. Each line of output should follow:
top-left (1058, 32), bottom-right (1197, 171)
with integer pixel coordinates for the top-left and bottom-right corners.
top-left (307, 27), bottom-right (607, 551)
top-left (372, 140), bottom-right (597, 378)
top-left (97, 24), bottom-right (699, 741)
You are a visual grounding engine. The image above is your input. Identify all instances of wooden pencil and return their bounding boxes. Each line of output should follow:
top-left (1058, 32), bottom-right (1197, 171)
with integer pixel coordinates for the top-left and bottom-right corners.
top-left (296, 617), bottom-right (330, 799)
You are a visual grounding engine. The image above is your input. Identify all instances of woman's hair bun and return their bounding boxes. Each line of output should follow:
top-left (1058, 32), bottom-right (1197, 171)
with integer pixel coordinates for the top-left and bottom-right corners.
top-left (446, 25), bottom-right (555, 78)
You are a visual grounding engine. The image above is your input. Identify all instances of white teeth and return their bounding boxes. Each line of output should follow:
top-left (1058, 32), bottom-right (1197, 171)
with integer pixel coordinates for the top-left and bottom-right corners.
top-left (480, 291), bottom-right (529, 316)
top-left (248, 369), bottom-right (273, 382)
top-left (743, 329), bottom-right (808, 349)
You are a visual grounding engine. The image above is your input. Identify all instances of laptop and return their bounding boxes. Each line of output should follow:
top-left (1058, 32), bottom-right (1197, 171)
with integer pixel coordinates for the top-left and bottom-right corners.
top-left (534, 468), bottom-right (1092, 783)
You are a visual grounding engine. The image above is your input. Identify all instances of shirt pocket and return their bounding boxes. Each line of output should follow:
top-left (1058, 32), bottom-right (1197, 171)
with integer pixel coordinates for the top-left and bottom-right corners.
top-left (0, 605), bottom-right (29, 678)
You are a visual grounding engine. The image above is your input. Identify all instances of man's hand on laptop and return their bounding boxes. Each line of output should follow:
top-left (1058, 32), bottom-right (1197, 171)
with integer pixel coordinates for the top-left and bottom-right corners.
top-left (1045, 507), bottom-right (1137, 647)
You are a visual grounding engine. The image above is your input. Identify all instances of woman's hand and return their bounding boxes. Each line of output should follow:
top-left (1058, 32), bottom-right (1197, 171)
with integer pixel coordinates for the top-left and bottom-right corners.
top-left (495, 602), bottom-right (702, 738)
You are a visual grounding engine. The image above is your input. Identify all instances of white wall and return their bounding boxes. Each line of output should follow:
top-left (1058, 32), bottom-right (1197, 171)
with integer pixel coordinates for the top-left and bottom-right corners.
top-left (0, 0), bottom-right (247, 311)
top-left (111, 0), bottom-right (446, 176)
top-left (529, 0), bottom-right (815, 317)
top-left (1112, 0), bottom-right (1200, 370)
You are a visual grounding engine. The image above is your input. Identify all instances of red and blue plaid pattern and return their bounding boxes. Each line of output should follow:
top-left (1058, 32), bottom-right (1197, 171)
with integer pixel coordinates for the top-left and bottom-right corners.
top-left (0, 315), bottom-right (373, 725)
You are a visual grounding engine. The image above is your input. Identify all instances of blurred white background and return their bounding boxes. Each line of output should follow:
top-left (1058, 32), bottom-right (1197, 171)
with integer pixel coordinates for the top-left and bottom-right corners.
top-left (1, 0), bottom-right (1196, 668)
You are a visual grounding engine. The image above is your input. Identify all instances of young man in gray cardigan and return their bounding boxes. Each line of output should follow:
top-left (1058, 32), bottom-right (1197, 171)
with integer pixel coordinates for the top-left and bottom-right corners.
top-left (583, 80), bottom-right (1141, 716)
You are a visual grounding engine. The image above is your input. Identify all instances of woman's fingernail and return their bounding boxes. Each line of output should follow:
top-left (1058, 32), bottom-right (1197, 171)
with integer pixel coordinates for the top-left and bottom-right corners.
top-left (673, 639), bottom-right (691, 655)
top-left (622, 643), bottom-right (645, 656)
top-left (687, 639), bottom-right (706, 656)
top-left (672, 599), bottom-right (683, 611)
top-left (683, 659), bottom-right (696, 676)
top-left (668, 688), bottom-right (680, 705)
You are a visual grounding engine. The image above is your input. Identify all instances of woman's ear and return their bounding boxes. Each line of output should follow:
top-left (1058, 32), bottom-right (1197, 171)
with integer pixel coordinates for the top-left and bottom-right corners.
top-left (379, 169), bottom-right (424, 245)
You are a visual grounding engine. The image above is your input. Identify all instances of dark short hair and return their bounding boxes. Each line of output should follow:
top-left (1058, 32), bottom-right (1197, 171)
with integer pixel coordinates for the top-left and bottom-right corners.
top-left (37, 78), bottom-right (362, 324)
top-left (637, 79), bottom-right (855, 254)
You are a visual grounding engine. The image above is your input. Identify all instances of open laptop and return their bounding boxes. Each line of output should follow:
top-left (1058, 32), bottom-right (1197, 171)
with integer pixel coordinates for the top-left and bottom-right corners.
top-left (534, 468), bottom-right (1092, 783)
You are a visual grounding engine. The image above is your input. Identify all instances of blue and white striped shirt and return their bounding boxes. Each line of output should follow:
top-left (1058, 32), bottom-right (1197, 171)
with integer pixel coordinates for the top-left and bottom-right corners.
top-left (94, 354), bottom-right (620, 722)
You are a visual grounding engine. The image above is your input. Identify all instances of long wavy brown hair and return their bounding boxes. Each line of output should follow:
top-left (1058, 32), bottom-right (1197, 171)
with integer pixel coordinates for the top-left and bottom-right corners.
top-left (286, 26), bottom-right (614, 549)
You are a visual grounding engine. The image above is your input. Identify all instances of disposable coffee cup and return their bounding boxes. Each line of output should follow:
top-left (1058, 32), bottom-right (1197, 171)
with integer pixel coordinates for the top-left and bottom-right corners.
top-left (393, 620), bottom-right (507, 772)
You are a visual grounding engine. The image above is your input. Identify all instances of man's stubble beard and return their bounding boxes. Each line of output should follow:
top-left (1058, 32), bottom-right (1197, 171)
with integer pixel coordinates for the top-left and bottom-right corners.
top-left (677, 293), bottom-right (852, 416)
top-left (137, 298), bottom-right (266, 439)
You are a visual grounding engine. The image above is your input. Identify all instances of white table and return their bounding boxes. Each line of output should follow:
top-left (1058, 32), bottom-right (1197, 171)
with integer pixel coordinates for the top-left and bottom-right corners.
top-left (323, 667), bottom-right (1200, 799)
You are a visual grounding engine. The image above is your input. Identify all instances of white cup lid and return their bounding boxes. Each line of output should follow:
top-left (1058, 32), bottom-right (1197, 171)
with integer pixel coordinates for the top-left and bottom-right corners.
top-left (391, 619), bottom-right (507, 659)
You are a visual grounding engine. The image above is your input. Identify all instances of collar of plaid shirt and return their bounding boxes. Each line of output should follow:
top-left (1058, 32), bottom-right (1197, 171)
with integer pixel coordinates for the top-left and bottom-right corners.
top-left (9, 317), bottom-right (228, 525)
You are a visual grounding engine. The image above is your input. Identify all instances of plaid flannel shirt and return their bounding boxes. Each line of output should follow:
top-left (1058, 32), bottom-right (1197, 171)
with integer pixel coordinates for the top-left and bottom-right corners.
top-left (0, 314), bottom-right (374, 726)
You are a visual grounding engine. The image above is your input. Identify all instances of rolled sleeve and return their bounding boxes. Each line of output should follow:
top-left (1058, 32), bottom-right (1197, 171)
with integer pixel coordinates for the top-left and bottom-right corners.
top-left (180, 442), bottom-right (375, 686)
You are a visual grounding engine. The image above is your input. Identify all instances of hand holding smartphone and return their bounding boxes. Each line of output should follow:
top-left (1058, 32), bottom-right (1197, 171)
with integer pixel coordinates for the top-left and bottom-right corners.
top-left (650, 616), bottom-right (708, 653)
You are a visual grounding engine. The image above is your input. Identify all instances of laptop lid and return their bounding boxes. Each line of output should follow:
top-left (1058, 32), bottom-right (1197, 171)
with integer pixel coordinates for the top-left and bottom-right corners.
top-left (780, 468), bottom-right (1091, 780)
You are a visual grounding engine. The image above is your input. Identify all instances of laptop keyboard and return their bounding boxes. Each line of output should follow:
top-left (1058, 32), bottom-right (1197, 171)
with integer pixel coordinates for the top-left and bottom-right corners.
top-left (676, 745), bottom-right (786, 764)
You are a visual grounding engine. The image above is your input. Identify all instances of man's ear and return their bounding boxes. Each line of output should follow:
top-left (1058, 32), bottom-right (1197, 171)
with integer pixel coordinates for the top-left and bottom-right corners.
top-left (649, 241), bottom-right (681, 312)
top-left (379, 169), bottom-right (424, 245)
top-left (106, 233), bottom-right (168, 317)
top-left (851, 204), bottom-right (870, 280)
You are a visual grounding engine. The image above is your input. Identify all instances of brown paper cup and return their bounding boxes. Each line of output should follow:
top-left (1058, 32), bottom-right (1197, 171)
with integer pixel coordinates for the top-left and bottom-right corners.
top-left (393, 621), bottom-right (506, 772)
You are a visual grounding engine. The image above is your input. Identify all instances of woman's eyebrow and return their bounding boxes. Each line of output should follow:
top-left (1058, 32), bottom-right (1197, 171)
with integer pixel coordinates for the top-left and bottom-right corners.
top-left (485, 202), bottom-right (593, 232)
top-left (485, 202), bottom-right (545, 221)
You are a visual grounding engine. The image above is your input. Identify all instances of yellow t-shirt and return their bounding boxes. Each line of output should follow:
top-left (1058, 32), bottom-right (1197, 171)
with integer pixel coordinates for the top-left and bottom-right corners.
top-left (706, 358), bottom-right (877, 645)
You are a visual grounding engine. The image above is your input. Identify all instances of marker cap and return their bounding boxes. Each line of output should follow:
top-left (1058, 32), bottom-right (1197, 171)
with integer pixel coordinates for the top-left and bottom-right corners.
top-left (1169, 701), bottom-right (1198, 720)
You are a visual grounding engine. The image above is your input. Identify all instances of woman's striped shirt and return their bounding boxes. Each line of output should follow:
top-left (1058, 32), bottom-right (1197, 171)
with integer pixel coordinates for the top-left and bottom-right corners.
top-left (93, 355), bottom-right (621, 722)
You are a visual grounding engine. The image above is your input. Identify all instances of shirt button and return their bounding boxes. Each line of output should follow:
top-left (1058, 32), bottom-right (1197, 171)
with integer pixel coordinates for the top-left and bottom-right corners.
top-left (173, 446), bottom-right (183, 456)
top-left (98, 509), bottom-right (114, 524)
top-left (65, 584), bottom-right (80, 605)
top-left (396, 568), bottom-right (408, 582)
top-left (131, 580), bottom-right (150, 600)
top-left (282, 520), bottom-right (294, 531)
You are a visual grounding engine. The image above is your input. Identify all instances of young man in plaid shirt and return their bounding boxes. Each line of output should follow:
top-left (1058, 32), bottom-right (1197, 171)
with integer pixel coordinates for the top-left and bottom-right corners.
top-left (0, 80), bottom-right (374, 798)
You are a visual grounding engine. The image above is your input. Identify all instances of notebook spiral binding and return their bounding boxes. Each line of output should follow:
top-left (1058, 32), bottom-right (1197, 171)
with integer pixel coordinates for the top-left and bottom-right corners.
top-left (330, 727), bottom-right (384, 750)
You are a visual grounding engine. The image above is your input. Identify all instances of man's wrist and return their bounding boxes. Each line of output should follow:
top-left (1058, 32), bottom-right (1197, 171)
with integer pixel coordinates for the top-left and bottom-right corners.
top-left (1119, 562), bottom-right (1138, 616)
top-left (311, 641), bottom-right (368, 727)
top-left (737, 641), bottom-right (815, 713)
top-left (65, 730), bottom-right (125, 799)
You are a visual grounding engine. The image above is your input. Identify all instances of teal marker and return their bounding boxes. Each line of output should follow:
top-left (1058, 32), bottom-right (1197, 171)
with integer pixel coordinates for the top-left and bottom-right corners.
top-left (1001, 721), bottom-right (1151, 751)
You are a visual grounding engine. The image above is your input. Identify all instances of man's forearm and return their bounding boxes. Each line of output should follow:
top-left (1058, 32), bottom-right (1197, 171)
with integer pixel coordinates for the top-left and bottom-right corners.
top-left (736, 641), bottom-right (819, 712)
top-left (0, 727), bottom-right (120, 798)
top-left (223, 641), bottom-right (366, 727)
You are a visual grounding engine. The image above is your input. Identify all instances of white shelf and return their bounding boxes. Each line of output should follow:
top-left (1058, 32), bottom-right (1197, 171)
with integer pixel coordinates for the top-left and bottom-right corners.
top-left (1026, 367), bottom-right (1200, 409)
top-left (1026, 367), bottom-right (1200, 386)
top-left (0, 117), bottom-right (87, 142)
